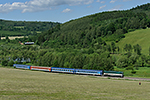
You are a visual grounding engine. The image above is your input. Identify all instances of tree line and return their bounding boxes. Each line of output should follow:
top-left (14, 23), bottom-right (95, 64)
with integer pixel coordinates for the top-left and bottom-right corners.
top-left (0, 19), bottom-right (60, 37)
top-left (1, 41), bottom-right (150, 71)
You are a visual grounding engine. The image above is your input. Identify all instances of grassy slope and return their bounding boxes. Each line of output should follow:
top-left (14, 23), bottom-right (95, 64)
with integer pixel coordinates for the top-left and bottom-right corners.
top-left (114, 66), bottom-right (150, 78)
top-left (0, 67), bottom-right (150, 100)
top-left (117, 28), bottom-right (150, 55)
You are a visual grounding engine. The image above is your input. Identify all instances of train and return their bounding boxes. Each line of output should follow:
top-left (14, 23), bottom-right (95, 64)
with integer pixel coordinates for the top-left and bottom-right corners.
top-left (13, 64), bottom-right (124, 78)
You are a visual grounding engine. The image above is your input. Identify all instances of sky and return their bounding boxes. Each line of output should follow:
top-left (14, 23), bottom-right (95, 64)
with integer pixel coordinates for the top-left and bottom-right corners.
top-left (0, 0), bottom-right (150, 23)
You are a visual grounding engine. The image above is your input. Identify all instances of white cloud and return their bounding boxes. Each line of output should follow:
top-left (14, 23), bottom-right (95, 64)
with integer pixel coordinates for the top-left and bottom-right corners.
top-left (99, 5), bottom-right (106, 10)
top-left (96, 0), bottom-right (100, 2)
top-left (110, 0), bottom-right (117, 3)
top-left (123, 0), bottom-right (132, 1)
top-left (97, 0), bottom-right (105, 3)
top-left (100, 1), bottom-right (105, 3)
top-left (109, 5), bottom-right (122, 11)
top-left (0, 0), bottom-right (94, 13)
top-left (62, 8), bottom-right (72, 13)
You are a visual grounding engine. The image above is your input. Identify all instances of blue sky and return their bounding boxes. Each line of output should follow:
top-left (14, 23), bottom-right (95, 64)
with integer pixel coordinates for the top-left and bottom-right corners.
top-left (0, 0), bottom-right (150, 23)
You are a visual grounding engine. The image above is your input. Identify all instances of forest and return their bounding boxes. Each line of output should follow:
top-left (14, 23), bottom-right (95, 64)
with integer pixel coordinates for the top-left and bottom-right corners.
top-left (0, 19), bottom-right (60, 37)
top-left (1, 3), bottom-right (150, 74)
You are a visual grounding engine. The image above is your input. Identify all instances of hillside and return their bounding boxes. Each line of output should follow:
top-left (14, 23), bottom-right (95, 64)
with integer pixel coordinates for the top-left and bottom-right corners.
top-left (0, 19), bottom-right (60, 37)
top-left (35, 3), bottom-right (150, 49)
top-left (117, 28), bottom-right (150, 55)
top-left (2, 3), bottom-right (150, 72)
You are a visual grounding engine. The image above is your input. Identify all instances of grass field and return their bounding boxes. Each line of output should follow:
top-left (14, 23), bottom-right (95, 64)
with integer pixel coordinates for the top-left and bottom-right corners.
top-left (1, 36), bottom-right (28, 40)
top-left (0, 68), bottom-right (150, 100)
top-left (117, 28), bottom-right (150, 55)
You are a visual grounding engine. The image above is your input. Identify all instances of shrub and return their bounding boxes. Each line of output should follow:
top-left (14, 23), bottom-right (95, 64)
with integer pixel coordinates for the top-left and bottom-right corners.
top-left (2, 60), bottom-right (8, 66)
top-left (131, 70), bottom-right (136, 74)
top-left (23, 62), bottom-right (26, 65)
top-left (8, 60), bottom-right (14, 66)
top-left (14, 61), bottom-right (19, 64)
top-left (135, 67), bottom-right (139, 70)
top-left (126, 66), bottom-right (134, 70)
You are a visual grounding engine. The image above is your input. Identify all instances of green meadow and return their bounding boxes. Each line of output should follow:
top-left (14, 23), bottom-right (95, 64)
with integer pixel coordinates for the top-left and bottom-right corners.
top-left (114, 66), bottom-right (150, 78)
top-left (0, 67), bottom-right (150, 100)
top-left (117, 28), bottom-right (150, 55)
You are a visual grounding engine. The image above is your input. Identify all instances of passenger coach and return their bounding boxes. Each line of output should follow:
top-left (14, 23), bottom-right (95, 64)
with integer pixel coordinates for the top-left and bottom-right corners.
top-left (13, 64), bottom-right (124, 77)
top-left (30, 66), bottom-right (51, 72)
top-left (13, 64), bottom-right (30, 70)
top-left (75, 69), bottom-right (103, 76)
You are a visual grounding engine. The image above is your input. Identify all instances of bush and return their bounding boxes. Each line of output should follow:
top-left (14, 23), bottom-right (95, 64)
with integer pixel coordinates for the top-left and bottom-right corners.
top-left (128, 29), bottom-right (135, 32)
top-left (126, 66), bottom-right (134, 70)
top-left (131, 70), bottom-right (136, 74)
top-left (135, 67), bottom-right (139, 70)
top-left (8, 60), bottom-right (14, 66)
top-left (14, 61), bottom-right (19, 64)
top-left (87, 48), bottom-right (94, 54)
top-left (2, 60), bottom-right (8, 66)
top-left (23, 62), bottom-right (26, 65)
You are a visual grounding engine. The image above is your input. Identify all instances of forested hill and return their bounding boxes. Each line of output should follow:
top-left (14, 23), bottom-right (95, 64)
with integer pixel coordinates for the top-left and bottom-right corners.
top-left (36, 3), bottom-right (150, 48)
top-left (0, 19), bottom-right (60, 37)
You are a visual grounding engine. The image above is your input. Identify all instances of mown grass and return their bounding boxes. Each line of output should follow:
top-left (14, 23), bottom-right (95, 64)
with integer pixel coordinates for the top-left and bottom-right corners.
top-left (1, 36), bottom-right (27, 40)
top-left (117, 28), bottom-right (150, 55)
top-left (0, 67), bottom-right (150, 100)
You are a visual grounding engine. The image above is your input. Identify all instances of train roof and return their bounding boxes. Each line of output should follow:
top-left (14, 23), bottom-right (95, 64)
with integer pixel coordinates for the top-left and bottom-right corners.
top-left (104, 71), bottom-right (123, 74)
top-left (75, 69), bottom-right (103, 72)
top-left (13, 64), bottom-right (31, 66)
top-left (24, 42), bottom-right (34, 45)
top-left (51, 67), bottom-right (75, 70)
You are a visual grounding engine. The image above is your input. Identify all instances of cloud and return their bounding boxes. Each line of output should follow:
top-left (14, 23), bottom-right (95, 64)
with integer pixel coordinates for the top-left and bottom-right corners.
top-left (96, 0), bottom-right (105, 3)
top-left (99, 5), bottom-right (106, 10)
top-left (0, 0), bottom-right (94, 13)
top-left (123, 0), bottom-right (132, 1)
top-left (62, 8), bottom-right (72, 13)
top-left (110, 0), bottom-right (117, 3)
top-left (109, 5), bottom-right (122, 11)
top-left (100, 1), bottom-right (105, 3)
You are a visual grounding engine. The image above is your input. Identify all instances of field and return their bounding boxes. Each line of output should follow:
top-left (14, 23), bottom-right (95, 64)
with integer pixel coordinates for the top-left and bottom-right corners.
top-left (117, 28), bottom-right (150, 55)
top-left (0, 68), bottom-right (150, 100)
top-left (114, 66), bottom-right (150, 78)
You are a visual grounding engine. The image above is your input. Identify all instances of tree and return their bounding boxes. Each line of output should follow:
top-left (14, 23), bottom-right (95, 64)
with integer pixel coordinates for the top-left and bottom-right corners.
top-left (87, 48), bottom-right (94, 54)
top-left (111, 42), bottom-right (116, 54)
top-left (2, 60), bottom-right (8, 66)
top-left (8, 60), bottom-right (14, 66)
top-left (133, 44), bottom-right (142, 55)
top-left (124, 44), bottom-right (132, 52)
top-left (107, 23), bottom-right (116, 33)
top-left (6, 36), bottom-right (9, 40)
top-left (52, 60), bottom-right (59, 67)
top-left (106, 44), bottom-right (111, 52)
